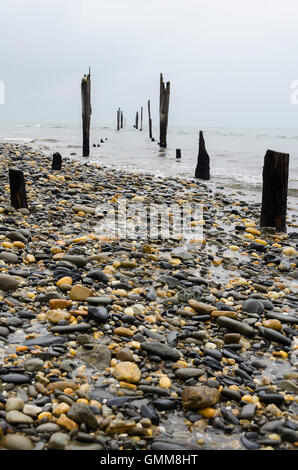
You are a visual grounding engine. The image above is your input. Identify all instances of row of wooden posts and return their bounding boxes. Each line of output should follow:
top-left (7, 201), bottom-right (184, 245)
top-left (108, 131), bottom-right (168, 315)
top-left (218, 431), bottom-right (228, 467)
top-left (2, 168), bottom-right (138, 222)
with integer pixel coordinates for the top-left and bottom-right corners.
top-left (7, 69), bottom-right (290, 234)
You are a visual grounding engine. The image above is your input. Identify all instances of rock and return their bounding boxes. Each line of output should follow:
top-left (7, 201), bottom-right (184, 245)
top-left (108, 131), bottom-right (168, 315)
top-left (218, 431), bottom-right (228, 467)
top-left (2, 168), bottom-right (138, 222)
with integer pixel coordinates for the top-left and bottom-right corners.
top-left (140, 342), bottom-right (180, 361)
top-left (278, 260), bottom-right (292, 272)
top-left (62, 255), bottom-right (87, 268)
top-left (188, 300), bottom-right (216, 315)
top-left (86, 270), bottom-right (109, 283)
top-left (5, 397), bottom-right (24, 412)
top-left (174, 368), bottom-right (204, 380)
top-left (181, 385), bottom-right (221, 410)
top-left (6, 410), bottom-right (33, 424)
top-left (0, 252), bottom-right (19, 264)
top-left (24, 358), bottom-right (44, 372)
top-left (115, 348), bottom-right (133, 362)
top-left (279, 380), bottom-right (298, 393)
top-left (0, 273), bottom-right (18, 291)
top-left (262, 319), bottom-right (282, 331)
top-left (48, 432), bottom-right (70, 450)
top-left (224, 333), bottom-right (241, 344)
top-left (86, 296), bottom-right (113, 305)
top-left (77, 344), bottom-right (111, 371)
top-left (242, 299), bottom-right (264, 314)
top-left (0, 435), bottom-right (34, 450)
top-left (46, 381), bottom-right (79, 392)
top-left (106, 419), bottom-right (136, 435)
top-left (141, 404), bottom-right (160, 425)
top-left (49, 299), bottom-right (73, 309)
top-left (36, 423), bottom-right (61, 433)
top-left (258, 327), bottom-right (291, 346)
top-left (1, 374), bottom-right (30, 384)
top-left (23, 404), bottom-right (43, 417)
top-left (5, 231), bottom-right (28, 243)
top-left (211, 310), bottom-right (238, 319)
top-left (56, 413), bottom-right (79, 431)
top-left (67, 403), bottom-right (98, 430)
top-left (114, 327), bottom-right (134, 337)
top-left (112, 361), bottom-right (141, 383)
top-left (69, 284), bottom-right (93, 301)
top-left (23, 334), bottom-right (66, 347)
top-left (217, 317), bottom-right (255, 336)
top-left (240, 404), bottom-right (257, 420)
top-left (47, 309), bottom-right (71, 323)
top-left (72, 204), bottom-right (96, 215)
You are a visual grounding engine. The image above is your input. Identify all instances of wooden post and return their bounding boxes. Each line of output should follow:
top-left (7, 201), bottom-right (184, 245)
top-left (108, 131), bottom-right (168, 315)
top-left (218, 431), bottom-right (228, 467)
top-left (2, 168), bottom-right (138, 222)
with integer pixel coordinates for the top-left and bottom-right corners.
top-left (140, 106), bottom-right (143, 131)
top-left (117, 108), bottom-right (120, 131)
top-left (9, 168), bottom-right (28, 209)
top-left (120, 111), bottom-right (123, 129)
top-left (260, 150), bottom-right (289, 232)
top-left (148, 99), bottom-right (152, 139)
top-left (135, 111), bottom-right (139, 130)
top-left (176, 149), bottom-right (181, 159)
top-left (52, 152), bottom-right (62, 170)
top-left (81, 68), bottom-right (91, 157)
top-left (195, 131), bottom-right (210, 180)
top-left (159, 73), bottom-right (170, 148)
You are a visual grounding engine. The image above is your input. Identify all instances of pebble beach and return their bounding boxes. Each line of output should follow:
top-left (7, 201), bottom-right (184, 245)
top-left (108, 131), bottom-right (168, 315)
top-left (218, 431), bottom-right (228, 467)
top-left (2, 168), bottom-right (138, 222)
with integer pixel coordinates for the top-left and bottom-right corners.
top-left (0, 141), bottom-right (297, 451)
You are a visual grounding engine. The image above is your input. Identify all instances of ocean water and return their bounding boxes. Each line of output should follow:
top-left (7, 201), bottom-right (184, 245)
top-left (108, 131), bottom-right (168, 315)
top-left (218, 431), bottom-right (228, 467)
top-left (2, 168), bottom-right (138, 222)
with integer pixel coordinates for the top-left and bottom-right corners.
top-left (0, 122), bottom-right (297, 215)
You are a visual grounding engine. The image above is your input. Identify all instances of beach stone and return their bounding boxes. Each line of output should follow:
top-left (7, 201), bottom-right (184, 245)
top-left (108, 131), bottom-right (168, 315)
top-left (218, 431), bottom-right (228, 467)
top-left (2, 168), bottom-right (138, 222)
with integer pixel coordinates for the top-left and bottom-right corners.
top-left (23, 334), bottom-right (66, 347)
top-left (0, 435), bottom-right (34, 450)
top-left (115, 348), bottom-right (133, 362)
top-left (72, 204), bottom-right (96, 215)
top-left (77, 344), bottom-right (111, 371)
top-left (6, 410), bottom-right (33, 424)
top-left (47, 309), bottom-right (71, 323)
top-left (262, 319), bottom-right (282, 331)
top-left (24, 358), bottom-right (44, 372)
top-left (0, 273), bottom-right (18, 291)
top-left (23, 404), bottom-right (43, 417)
top-left (112, 361), bottom-right (141, 383)
top-left (278, 260), bottom-right (292, 272)
top-left (140, 342), bottom-right (180, 361)
top-left (49, 299), bottom-right (72, 309)
top-left (87, 296), bottom-right (112, 305)
top-left (5, 397), bottom-right (24, 412)
top-left (211, 310), bottom-right (238, 319)
top-left (114, 327), bottom-right (134, 337)
top-left (62, 255), bottom-right (87, 268)
top-left (174, 368), bottom-right (204, 380)
top-left (181, 386), bottom-right (221, 410)
top-left (36, 423), bottom-right (61, 433)
top-left (0, 252), bottom-right (19, 264)
top-left (258, 327), bottom-right (291, 346)
top-left (188, 300), bottom-right (216, 315)
top-left (1, 374), bottom-right (30, 384)
top-left (47, 381), bottom-right (79, 392)
top-left (67, 403), bottom-right (98, 430)
top-left (48, 432), bottom-right (70, 450)
top-left (69, 284), bottom-right (93, 301)
top-left (5, 231), bottom-right (28, 243)
top-left (56, 413), bottom-right (79, 431)
top-left (217, 317), bottom-right (255, 336)
top-left (86, 269), bottom-right (109, 283)
top-left (224, 333), bottom-right (241, 344)
top-left (240, 404), bottom-right (257, 420)
top-left (243, 299), bottom-right (264, 314)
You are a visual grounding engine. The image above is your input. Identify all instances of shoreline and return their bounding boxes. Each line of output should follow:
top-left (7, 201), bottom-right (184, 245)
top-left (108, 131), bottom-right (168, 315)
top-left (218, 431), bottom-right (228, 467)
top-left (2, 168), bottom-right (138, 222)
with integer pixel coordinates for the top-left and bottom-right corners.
top-left (0, 141), bottom-right (297, 451)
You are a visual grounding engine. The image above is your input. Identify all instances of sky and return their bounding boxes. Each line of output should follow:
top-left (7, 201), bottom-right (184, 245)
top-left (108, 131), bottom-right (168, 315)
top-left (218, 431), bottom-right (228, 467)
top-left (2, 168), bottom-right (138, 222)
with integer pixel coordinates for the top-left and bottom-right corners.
top-left (1, 0), bottom-right (298, 128)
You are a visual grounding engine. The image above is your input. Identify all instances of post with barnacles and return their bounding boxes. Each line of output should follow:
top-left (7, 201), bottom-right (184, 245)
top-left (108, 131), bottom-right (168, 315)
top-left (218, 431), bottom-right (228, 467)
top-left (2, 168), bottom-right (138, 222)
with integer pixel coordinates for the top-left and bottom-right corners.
top-left (260, 150), bottom-right (289, 232)
top-left (52, 152), bottom-right (62, 170)
top-left (195, 131), bottom-right (210, 180)
top-left (81, 68), bottom-right (91, 157)
top-left (9, 168), bottom-right (28, 209)
top-left (159, 73), bottom-right (170, 148)
top-left (148, 99), bottom-right (153, 139)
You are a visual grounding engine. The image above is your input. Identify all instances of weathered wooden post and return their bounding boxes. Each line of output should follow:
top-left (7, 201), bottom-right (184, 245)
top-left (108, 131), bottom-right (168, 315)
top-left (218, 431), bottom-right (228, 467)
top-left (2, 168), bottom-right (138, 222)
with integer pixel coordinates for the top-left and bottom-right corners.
top-left (260, 150), bottom-right (289, 232)
top-left (120, 111), bottom-right (123, 129)
top-left (176, 149), bottom-right (181, 159)
top-left (81, 68), bottom-right (91, 157)
top-left (140, 106), bottom-right (143, 131)
top-left (159, 73), bottom-right (170, 148)
top-left (52, 152), bottom-right (62, 170)
top-left (148, 99), bottom-right (153, 139)
top-left (135, 112), bottom-right (139, 130)
top-left (117, 108), bottom-right (120, 131)
top-left (195, 131), bottom-right (210, 180)
top-left (9, 168), bottom-right (28, 209)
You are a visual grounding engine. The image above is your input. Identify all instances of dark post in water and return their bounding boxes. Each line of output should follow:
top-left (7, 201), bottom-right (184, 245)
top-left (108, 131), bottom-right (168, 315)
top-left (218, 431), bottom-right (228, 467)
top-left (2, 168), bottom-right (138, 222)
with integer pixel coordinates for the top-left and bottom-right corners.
top-left (81, 68), bottom-right (91, 157)
top-left (260, 149), bottom-right (289, 232)
top-left (52, 152), bottom-right (62, 171)
top-left (9, 168), bottom-right (28, 209)
top-left (159, 73), bottom-right (170, 148)
top-left (140, 106), bottom-right (143, 131)
top-left (148, 99), bottom-right (152, 139)
top-left (117, 108), bottom-right (120, 131)
top-left (135, 111), bottom-right (139, 130)
top-left (176, 149), bottom-right (181, 159)
top-left (195, 131), bottom-right (210, 180)
top-left (120, 111), bottom-right (123, 129)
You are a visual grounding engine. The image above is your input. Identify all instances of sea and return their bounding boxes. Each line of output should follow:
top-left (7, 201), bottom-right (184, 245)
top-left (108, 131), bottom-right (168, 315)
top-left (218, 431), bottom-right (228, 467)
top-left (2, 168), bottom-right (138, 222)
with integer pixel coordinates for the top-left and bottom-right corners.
top-left (0, 122), bottom-right (297, 218)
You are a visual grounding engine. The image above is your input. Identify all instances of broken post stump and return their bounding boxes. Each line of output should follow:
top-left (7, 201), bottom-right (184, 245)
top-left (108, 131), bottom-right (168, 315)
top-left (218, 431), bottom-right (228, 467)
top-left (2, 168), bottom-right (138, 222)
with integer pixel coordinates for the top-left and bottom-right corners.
top-left (9, 168), bottom-right (28, 209)
top-left (176, 149), bottom-right (181, 159)
top-left (51, 152), bottom-right (62, 171)
top-left (260, 149), bottom-right (289, 232)
top-left (81, 68), bottom-right (91, 157)
top-left (159, 73), bottom-right (170, 148)
top-left (148, 99), bottom-right (152, 139)
top-left (195, 131), bottom-right (210, 180)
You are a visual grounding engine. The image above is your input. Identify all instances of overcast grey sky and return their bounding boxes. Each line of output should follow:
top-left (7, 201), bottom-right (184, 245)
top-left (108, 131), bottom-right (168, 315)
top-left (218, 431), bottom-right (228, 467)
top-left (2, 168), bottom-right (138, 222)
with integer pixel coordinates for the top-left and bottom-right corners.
top-left (1, 0), bottom-right (298, 128)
